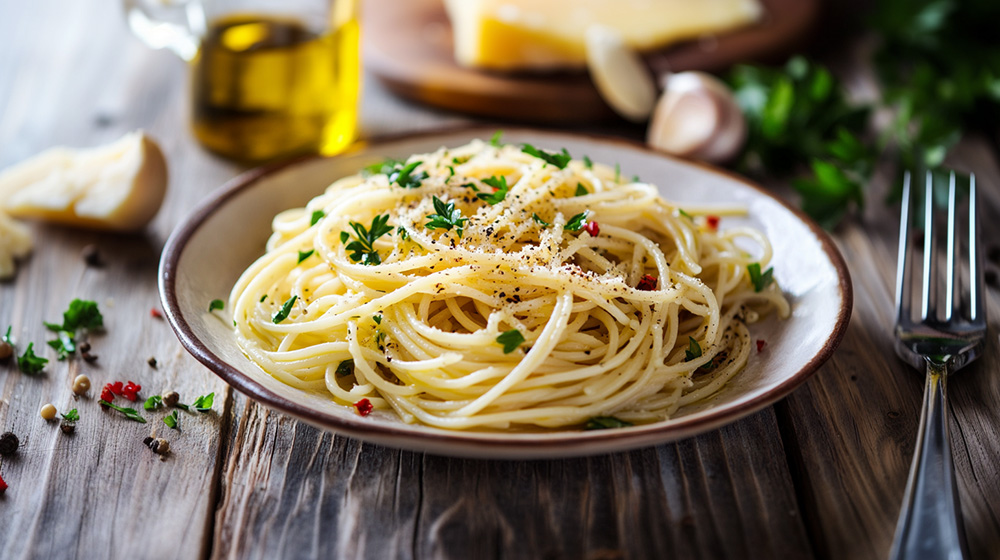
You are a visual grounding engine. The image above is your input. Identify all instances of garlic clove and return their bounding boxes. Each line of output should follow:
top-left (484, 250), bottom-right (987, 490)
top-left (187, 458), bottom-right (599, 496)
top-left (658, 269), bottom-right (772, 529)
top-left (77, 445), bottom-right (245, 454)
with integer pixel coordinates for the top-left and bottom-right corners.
top-left (585, 24), bottom-right (657, 122)
top-left (0, 131), bottom-right (168, 232)
top-left (646, 71), bottom-right (747, 164)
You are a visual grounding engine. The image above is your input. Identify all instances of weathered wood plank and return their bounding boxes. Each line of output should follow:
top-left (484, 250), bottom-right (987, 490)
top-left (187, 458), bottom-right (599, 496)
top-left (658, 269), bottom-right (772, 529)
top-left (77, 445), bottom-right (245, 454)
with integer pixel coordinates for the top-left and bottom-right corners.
top-left (0, 1), bottom-right (238, 558)
top-left (212, 395), bottom-right (811, 560)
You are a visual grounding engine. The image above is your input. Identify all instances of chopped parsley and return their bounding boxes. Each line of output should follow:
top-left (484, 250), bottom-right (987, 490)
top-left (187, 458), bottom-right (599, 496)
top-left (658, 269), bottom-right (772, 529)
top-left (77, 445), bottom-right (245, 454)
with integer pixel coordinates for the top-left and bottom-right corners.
top-left (614, 163), bottom-right (621, 182)
top-left (61, 408), bottom-right (80, 422)
top-left (2, 326), bottom-right (11, 345)
top-left (496, 329), bottom-right (525, 354)
top-left (373, 314), bottom-right (382, 325)
top-left (583, 155), bottom-right (593, 169)
top-left (532, 213), bottom-right (550, 227)
top-left (163, 410), bottom-right (179, 429)
top-left (685, 337), bottom-right (702, 362)
top-left (297, 249), bottom-right (315, 264)
top-left (521, 144), bottom-right (572, 169)
top-left (361, 158), bottom-right (403, 177)
top-left (339, 231), bottom-right (350, 243)
top-left (748, 263), bottom-right (775, 292)
top-left (46, 299), bottom-right (104, 332)
top-left (100, 400), bottom-right (146, 423)
top-left (490, 130), bottom-right (504, 146)
top-left (388, 160), bottom-right (428, 189)
top-left (208, 299), bottom-right (224, 312)
top-left (17, 343), bottom-right (47, 374)
top-left (260, 294), bottom-right (267, 303)
top-left (425, 196), bottom-right (468, 237)
top-left (477, 176), bottom-right (510, 205)
top-left (565, 211), bottom-right (588, 232)
top-left (575, 183), bottom-right (588, 196)
top-left (310, 210), bottom-right (325, 226)
top-left (272, 295), bottom-right (297, 324)
top-left (346, 214), bottom-right (393, 265)
top-left (336, 359), bottom-right (354, 377)
top-left (397, 226), bottom-right (410, 241)
top-left (46, 330), bottom-right (76, 360)
top-left (584, 416), bottom-right (633, 430)
top-left (192, 392), bottom-right (214, 413)
top-left (143, 395), bottom-right (163, 411)
top-left (677, 209), bottom-right (694, 220)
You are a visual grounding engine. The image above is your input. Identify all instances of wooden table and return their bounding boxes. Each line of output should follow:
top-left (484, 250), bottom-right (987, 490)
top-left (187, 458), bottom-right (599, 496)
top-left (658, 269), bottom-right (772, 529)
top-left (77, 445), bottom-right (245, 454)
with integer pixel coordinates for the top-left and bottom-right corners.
top-left (2, 2), bottom-right (999, 559)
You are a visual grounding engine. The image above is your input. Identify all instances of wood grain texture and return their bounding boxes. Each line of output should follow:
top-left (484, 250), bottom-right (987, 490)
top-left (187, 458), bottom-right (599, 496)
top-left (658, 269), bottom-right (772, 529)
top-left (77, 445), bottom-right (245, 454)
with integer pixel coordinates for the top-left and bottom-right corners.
top-left (213, 397), bottom-right (810, 560)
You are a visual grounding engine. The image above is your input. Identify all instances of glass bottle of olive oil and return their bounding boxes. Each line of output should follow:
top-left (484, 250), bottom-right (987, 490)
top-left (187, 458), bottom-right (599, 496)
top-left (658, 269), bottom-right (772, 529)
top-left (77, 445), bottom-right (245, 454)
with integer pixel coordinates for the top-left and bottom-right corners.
top-left (190, 14), bottom-right (359, 163)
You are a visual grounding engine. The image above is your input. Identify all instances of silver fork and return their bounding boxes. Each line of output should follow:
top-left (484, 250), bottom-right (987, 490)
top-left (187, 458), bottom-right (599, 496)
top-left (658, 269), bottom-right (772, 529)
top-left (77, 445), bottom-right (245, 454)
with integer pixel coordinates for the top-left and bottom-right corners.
top-left (890, 171), bottom-right (986, 560)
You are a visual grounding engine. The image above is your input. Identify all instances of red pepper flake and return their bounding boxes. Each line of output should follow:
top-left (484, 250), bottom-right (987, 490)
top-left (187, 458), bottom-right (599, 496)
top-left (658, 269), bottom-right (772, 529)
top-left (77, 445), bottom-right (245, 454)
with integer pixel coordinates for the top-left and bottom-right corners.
top-left (109, 381), bottom-right (124, 395)
top-left (0, 473), bottom-right (7, 494)
top-left (354, 398), bottom-right (373, 416)
top-left (583, 221), bottom-right (600, 237)
top-left (636, 274), bottom-right (658, 291)
top-left (706, 215), bottom-right (720, 231)
top-left (150, 308), bottom-right (163, 319)
top-left (101, 384), bottom-right (116, 404)
top-left (122, 381), bottom-right (142, 401)
top-left (756, 339), bottom-right (767, 353)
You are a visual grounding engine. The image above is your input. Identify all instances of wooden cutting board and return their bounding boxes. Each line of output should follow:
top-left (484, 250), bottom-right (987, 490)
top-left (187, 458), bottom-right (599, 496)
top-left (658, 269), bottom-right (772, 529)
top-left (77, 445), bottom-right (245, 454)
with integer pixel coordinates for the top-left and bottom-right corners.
top-left (364, 0), bottom-right (820, 124)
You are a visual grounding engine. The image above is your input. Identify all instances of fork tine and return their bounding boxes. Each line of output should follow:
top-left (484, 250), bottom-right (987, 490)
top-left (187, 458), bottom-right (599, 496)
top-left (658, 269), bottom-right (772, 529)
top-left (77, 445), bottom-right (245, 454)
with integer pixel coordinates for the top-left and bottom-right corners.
top-left (945, 171), bottom-right (957, 321)
top-left (896, 172), bottom-right (912, 323)
top-left (970, 173), bottom-right (983, 323)
top-left (922, 171), bottom-right (935, 321)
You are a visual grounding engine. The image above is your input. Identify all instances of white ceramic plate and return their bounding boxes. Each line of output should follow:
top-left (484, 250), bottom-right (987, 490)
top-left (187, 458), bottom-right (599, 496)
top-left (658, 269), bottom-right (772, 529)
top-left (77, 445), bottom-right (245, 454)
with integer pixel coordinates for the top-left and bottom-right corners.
top-left (159, 127), bottom-right (852, 459)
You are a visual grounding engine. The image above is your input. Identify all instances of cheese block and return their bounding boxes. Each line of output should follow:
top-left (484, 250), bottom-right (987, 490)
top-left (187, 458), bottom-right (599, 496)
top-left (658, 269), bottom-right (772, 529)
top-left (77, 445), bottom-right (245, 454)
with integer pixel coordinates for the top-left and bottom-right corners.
top-left (0, 131), bottom-right (167, 232)
top-left (0, 210), bottom-right (32, 280)
top-left (444, 0), bottom-right (763, 71)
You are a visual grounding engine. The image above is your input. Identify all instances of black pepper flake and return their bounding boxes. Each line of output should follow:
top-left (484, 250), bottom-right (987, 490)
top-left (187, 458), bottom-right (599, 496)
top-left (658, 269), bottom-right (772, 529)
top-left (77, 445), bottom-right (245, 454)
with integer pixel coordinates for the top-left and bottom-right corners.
top-left (0, 432), bottom-right (19, 456)
top-left (147, 356), bottom-right (158, 368)
top-left (82, 244), bottom-right (102, 267)
top-left (82, 352), bottom-right (98, 363)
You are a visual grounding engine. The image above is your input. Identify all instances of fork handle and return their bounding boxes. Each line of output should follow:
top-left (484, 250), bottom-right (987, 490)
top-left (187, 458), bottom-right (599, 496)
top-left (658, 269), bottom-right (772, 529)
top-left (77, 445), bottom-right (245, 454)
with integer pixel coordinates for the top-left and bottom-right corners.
top-left (889, 362), bottom-right (969, 560)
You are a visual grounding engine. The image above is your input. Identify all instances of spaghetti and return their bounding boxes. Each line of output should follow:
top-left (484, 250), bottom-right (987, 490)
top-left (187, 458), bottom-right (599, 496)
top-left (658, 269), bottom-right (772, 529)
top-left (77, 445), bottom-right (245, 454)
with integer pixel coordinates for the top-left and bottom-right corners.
top-left (229, 139), bottom-right (789, 430)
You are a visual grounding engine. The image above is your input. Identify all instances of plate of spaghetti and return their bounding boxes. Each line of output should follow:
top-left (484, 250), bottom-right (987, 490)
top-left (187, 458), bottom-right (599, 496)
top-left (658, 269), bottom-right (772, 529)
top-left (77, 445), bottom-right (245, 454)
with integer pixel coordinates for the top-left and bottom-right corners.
top-left (159, 127), bottom-right (851, 458)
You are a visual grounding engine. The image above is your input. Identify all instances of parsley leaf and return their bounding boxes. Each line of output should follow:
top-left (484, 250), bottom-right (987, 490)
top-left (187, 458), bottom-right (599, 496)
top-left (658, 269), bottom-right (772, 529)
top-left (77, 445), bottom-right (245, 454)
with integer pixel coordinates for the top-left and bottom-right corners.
top-left (61, 408), bottom-right (80, 422)
top-left (565, 212), bottom-right (588, 232)
top-left (477, 176), bottom-right (510, 205)
top-left (163, 410), bottom-right (179, 429)
top-left (425, 196), bottom-right (468, 237)
top-left (361, 158), bottom-right (403, 177)
top-left (490, 130), bottom-right (504, 146)
top-left (192, 392), bottom-right (214, 413)
top-left (336, 359), bottom-right (354, 377)
top-left (2, 326), bottom-right (11, 345)
top-left (346, 214), bottom-right (393, 265)
top-left (310, 210), bottom-right (325, 226)
top-left (100, 400), bottom-right (146, 423)
top-left (582, 155), bottom-right (593, 169)
top-left (46, 330), bottom-right (76, 360)
top-left (388, 161), bottom-right (428, 189)
top-left (272, 295), bottom-right (297, 324)
top-left (496, 329), bottom-right (525, 354)
top-left (209, 299), bottom-right (224, 312)
top-left (17, 343), bottom-right (47, 374)
top-left (297, 249), bottom-right (315, 264)
top-left (47, 299), bottom-right (104, 332)
top-left (260, 294), bottom-right (267, 303)
top-left (748, 263), bottom-right (775, 292)
top-left (685, 337), bottom-right (702, 362)
top-left (521, 144), bottom-right (572, 169)
top-left (677, 209), bottom-right (694, 220)
top-left (584, 416), bottom-right (633, 430)
top-left (575, 183), bottom-right (588, 196)
top-left (532, 213), bottom-right (550, 227)
top-left (144, 395), bottom-right (163, 411)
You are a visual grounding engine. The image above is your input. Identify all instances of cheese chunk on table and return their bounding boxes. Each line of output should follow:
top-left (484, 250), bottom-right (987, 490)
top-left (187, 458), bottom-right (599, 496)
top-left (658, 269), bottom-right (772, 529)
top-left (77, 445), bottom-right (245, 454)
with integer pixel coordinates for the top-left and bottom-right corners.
top-left (444, 0), bottom-right (762, 71)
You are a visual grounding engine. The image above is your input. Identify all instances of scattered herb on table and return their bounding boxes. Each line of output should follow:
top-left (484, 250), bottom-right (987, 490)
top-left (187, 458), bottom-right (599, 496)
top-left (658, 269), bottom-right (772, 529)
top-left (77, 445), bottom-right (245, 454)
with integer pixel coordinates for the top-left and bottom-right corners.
top-left (192, 392), bottom-right (215, 413)
top-left (163, 410), bottom-right (180, 429)
top-left (17, 343), bottom-right (47, 374)
top-left (496, 329), bottom-right (525, 354)
top-left (425, 197), bottom-right (468, 237)
top-left (144, 395), bottom-right (163, 411)
top-left (345, 214), bottom-right (393, 265)
top-left (585, 416), bottom-right (633, 430)
top-left (100, 400), bottom-right (146, 423)
top-left (47, 330), bottom-right (76, 360)
top-left (45, 299), bottom-right (104, 332)
top-left (61, 409), bottom-right (80, 422)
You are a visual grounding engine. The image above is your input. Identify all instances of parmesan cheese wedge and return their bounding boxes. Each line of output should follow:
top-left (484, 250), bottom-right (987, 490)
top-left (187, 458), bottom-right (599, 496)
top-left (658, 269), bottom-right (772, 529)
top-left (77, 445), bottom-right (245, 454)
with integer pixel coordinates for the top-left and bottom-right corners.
top-left (0, 210), bottom-right (32, 280)
top-left (0, 131), bottom-right (168, 232)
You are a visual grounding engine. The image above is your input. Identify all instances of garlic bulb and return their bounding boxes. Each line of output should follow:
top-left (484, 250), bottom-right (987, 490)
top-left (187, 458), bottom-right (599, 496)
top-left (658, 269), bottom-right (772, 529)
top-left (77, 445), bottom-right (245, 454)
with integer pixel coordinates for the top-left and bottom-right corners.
top-left (646, 71), bottom-right (746, 163)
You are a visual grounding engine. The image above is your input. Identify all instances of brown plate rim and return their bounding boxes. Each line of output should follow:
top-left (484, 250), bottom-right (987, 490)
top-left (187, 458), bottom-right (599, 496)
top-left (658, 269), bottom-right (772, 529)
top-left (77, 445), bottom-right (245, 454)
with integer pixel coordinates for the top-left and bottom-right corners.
top-left (158, 125), bottom-right (852, 457)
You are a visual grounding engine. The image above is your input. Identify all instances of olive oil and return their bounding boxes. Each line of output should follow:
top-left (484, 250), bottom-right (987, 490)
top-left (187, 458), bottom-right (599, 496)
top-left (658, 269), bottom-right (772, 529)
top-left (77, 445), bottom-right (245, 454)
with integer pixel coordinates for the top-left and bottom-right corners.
top-left (191, 14), bottom-right (359, 163)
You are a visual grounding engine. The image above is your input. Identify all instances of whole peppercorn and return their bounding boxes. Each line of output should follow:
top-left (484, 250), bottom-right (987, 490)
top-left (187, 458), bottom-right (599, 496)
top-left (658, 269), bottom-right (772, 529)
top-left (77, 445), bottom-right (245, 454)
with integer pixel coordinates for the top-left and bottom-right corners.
top-left (82, 244), bottom-right (102, 267)
top-left (163, 391), bottom-right (180, 407)
top-left (0, 341), bottom-right (12, 362)
top-left (147, 357), bottom-right (158, 368)
top-left (72, 374), bottom-right (91, 396)
top-left (0, 432), bottom-right (19, 456)
top-left (145, 437), bottom-right (170, 455)
top-left (40, 403), bottom-right (57, 421)
top-left (82, 352), bottom-right (98, 363)
top-left (78, 342), bottom-right (91, 354)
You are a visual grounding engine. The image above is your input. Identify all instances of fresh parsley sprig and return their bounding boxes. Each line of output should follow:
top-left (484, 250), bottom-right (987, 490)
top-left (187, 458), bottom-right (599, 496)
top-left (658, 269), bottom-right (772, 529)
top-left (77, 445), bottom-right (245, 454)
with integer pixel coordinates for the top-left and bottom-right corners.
top-left (496, 329), bottom-right (525, 354)
top-left (387, 161), bottom-right (428, 189)
top-left (477, 176), bottom-right (510, 205)
top-left (18, 343), bottom-right (47, 374)
top-left (521, 144), bottom-right (572, 169)
top-left (100, 400), bottom-right (146, 423)
top-left (564, 212), bottom-right (588, 232)
top-left (425, 197), bottom-right (468, 237)
top-left (345, 214), bottom-right (393, 265)
top-left (61, 409), bottom-right (80, 422)
top-left (163, 410), bottom-right (180, 429)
